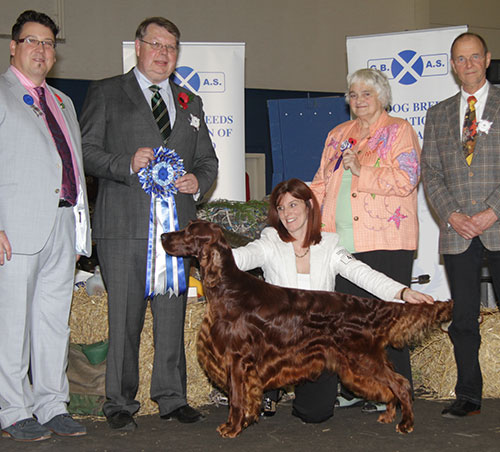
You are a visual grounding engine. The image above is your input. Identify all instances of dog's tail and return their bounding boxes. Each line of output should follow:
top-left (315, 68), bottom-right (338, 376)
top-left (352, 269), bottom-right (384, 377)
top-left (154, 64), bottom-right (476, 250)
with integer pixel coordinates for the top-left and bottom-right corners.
top-left (386, 300), bottom-right (453, 349)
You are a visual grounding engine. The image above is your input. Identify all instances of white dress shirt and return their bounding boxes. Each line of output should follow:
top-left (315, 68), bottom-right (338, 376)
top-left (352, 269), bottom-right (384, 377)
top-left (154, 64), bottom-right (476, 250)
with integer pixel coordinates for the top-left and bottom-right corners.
top-left (134, 66), bottom-right (177, 126)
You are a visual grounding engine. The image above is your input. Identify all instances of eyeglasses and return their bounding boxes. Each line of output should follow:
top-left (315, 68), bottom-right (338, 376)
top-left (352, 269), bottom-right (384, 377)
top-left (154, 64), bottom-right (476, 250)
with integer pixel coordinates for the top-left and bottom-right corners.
top-left (453, 54), bottom-right (485, 66)
top-left (139, 38), bottom-right (178, 54)
top-left (17, 37), bottom-right (56, 49)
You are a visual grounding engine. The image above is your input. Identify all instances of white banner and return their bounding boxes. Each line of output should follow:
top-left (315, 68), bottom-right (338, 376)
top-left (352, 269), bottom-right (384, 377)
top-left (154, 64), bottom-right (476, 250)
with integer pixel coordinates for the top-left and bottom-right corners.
top-left (123, 42), bottom-right (246, 201)
top-left (346, 26), bottom-right (467, 300)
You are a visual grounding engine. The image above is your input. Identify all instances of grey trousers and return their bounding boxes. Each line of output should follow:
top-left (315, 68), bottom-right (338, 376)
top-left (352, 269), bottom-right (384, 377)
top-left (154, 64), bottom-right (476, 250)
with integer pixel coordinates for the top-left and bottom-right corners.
top-left (96, 238), bottom-right (190, 417)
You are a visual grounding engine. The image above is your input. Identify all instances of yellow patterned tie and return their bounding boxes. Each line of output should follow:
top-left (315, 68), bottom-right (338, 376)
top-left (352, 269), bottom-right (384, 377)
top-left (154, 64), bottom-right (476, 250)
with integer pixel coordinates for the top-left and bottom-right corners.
top-left (463, 96), bottom-right (477, 165)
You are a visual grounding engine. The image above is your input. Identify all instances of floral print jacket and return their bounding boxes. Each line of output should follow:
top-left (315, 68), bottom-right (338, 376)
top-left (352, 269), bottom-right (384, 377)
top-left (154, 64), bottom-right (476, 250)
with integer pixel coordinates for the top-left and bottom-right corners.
top-left (310, 111), bottom-right (421, 253)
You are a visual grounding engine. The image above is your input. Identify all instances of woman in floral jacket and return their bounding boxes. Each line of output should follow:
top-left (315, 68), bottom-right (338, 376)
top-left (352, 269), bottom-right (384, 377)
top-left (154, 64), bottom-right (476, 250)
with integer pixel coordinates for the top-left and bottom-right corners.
top-left (310, 68), bottom-right (421, 413)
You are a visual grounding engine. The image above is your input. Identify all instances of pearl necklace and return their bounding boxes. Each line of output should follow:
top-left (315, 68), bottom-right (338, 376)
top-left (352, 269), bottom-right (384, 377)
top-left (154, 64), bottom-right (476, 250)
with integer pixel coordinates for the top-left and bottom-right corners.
top-left (294, 248), bottom-right (310, 258)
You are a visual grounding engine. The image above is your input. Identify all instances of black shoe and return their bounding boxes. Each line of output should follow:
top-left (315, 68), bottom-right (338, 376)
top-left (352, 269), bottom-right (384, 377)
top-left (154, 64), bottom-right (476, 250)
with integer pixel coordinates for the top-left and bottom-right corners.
top-left (361, 401), bottom-right (387, 414)
top-left (442, 399), bottom-right (481, 418)
top-left (161, 405), bottom-right (205, 423)
top-left (261, 397), bottom-right (277, 417)
top-left (106, 411), bottom-right (137, 431)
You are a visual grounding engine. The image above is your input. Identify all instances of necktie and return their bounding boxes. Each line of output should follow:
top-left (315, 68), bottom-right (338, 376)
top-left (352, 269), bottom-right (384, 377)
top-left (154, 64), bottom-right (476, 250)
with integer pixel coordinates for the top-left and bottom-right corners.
top-left (463, 95), bottom-right (477, 165)
top-left (35, 86), bottom-right (77, 205)
top-left (149, 85), bottom-right (171, 143)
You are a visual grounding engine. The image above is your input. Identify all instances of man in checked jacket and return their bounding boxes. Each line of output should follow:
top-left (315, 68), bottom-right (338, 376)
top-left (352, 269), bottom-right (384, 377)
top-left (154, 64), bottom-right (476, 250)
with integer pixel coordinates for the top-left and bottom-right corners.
top-left (422, 32), bottom-right (500, 420)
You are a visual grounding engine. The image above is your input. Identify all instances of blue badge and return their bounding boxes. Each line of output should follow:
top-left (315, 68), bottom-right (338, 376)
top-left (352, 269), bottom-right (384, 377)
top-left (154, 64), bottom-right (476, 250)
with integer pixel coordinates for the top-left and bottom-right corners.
top-left (23, 94), bottom-right (34, 106)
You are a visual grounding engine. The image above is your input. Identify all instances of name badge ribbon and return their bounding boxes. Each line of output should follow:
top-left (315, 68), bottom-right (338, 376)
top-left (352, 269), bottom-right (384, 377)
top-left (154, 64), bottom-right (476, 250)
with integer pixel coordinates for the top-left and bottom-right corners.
top-left (138, 147), bottom-right (187, 298)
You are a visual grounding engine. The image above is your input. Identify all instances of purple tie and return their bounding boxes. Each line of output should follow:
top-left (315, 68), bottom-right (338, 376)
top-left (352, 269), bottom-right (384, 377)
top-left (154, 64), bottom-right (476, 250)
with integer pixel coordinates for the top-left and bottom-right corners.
top-left (35, 86), bottom-right (77, 205)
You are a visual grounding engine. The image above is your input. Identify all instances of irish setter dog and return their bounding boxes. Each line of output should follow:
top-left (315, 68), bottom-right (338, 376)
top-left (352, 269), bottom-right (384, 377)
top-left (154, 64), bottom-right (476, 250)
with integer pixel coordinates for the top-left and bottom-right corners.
top-left (161, 220), bottom-right (452, 438)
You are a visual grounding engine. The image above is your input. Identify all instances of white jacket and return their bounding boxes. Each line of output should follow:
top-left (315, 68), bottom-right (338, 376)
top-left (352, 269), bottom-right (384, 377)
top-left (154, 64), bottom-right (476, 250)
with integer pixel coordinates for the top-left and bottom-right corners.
top-left (232, 227), bottom-right (405, 301)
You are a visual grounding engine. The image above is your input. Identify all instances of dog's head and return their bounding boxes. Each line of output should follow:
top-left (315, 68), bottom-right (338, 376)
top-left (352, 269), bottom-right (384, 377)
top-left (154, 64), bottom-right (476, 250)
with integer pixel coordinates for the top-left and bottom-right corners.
top-left (161, 219), bottom-right (227, 256)
top-left (161, 219), bottom-right (231, 289)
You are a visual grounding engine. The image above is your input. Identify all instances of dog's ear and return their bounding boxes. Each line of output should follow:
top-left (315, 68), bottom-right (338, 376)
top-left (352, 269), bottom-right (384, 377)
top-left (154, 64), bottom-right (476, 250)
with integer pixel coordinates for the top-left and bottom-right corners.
top-left (200, 247), bottom-right (223, 289)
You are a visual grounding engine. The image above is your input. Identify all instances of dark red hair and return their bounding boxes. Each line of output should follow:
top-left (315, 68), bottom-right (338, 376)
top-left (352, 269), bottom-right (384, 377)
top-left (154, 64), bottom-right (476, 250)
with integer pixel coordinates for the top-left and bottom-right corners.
top-left (268, 178), bottom-right (322, 247)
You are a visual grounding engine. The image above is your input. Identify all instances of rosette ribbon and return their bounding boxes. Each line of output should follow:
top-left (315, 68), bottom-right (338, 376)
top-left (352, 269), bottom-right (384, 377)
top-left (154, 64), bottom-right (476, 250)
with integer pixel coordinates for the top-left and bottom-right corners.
top-left (138, 147), bottom-right (187, 298)
top-left (334, 138), bottom-right (357, 172)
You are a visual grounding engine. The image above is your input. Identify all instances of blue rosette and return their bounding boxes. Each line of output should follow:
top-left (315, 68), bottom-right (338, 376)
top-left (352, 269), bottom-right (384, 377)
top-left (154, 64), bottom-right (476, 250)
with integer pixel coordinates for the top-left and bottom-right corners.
top-left (138, 147), bottom-right (187, 298)
top-left (138, 147), bottom-right (186, 200)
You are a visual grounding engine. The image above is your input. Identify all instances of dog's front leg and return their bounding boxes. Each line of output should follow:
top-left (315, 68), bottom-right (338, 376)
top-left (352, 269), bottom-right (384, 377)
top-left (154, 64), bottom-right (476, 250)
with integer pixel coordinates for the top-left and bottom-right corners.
top-left (216, 359), bottom-right (261, 438)
top-left (217, 360), bottom-right (248, 438)
top-left (387, 373), bottom-right (413, 434)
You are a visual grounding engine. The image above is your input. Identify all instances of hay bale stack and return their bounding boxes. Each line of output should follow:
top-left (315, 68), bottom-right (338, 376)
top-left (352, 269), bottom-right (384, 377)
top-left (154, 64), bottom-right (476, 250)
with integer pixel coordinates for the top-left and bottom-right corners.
top-left (70, 288), bottom-right (108, 343)
top-left (70, 288), bottom-right (214, 416)
top-left (411, 309), bottom-right (500, 399)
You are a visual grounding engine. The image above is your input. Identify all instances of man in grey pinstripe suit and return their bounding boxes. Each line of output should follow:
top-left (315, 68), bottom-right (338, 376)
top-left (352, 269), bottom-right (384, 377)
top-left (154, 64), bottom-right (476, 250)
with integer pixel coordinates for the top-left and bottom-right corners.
top-left (80, 17), bottom-right (218, 431)
top-left (0, 10), bottom-right (91, 441)
top-left (422, 32), bottom-right (500, 419)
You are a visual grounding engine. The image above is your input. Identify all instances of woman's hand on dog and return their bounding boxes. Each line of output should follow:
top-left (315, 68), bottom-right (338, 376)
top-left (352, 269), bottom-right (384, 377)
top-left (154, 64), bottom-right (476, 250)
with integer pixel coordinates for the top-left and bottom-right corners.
top-left (399, 288), bottom-right (434, 304)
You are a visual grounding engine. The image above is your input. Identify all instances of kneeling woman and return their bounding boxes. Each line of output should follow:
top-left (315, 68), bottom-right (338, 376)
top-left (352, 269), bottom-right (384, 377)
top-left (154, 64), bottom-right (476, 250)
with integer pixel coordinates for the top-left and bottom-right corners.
top-left (232, 178), bottom-right (432, 423)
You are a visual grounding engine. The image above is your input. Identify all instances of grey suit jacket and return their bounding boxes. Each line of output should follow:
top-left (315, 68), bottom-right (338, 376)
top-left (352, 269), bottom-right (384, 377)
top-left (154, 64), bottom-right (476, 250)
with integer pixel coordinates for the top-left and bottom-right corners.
top-left (80, 69), bottom-right (218, 239)
top-left (421, 84), bottom-right (500, 254)
top-left (0, 69), bottom-right (91, 256)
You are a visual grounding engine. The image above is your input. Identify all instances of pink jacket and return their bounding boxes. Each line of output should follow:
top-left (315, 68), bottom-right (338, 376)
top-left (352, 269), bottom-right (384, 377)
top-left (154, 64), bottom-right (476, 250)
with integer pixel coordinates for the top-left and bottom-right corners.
top-left (310, 111), bottom-right (420, 252)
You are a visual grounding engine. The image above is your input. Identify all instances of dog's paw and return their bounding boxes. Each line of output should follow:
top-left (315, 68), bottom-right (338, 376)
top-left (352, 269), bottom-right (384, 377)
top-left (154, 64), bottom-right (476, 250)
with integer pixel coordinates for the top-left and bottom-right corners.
top-left (217, 422), bottom-right (242, 438)
top-left (396, 421), bottom-right (413, 434)
top-left (377, 410), bottom-right (395, 424)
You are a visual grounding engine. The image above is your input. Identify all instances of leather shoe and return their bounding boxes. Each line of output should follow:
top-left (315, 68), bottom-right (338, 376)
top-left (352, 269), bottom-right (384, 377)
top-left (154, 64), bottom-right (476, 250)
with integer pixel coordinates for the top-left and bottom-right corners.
top-left (1, 418), bottom-right (51, 442)
top-left (361, 401), bottom-right (387, 413)
top-left (106, 411), bottom-right (137, 431)
top-left (43, 413), bottom-right (86, 436)
top-left (442, 399), bottom-right (481, 418)
top-left (161, 405), bottom-right (204, 423)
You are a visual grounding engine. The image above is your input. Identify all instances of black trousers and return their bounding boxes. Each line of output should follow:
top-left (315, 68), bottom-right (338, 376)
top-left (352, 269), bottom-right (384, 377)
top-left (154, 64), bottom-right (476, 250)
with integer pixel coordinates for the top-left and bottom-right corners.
top-left (444, 237), bottom-right (500, 404)
top-left (334, 249), bottom-right (415, 392)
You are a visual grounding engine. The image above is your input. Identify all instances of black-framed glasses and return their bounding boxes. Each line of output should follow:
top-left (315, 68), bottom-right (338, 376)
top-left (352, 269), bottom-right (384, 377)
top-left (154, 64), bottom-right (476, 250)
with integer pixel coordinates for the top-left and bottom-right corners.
top-left (17, 37), bottom-right (56, 49)
top-left (139, 39), bottom-right (178, 54)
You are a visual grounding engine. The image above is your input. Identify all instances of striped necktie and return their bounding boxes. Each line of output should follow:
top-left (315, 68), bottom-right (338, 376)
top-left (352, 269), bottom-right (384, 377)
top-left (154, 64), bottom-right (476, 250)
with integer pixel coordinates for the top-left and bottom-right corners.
top-left (463, 95), bottom-right (477, 165)
top-left (35, 86), bottom-right (77, 205)
top-left (149, 85), bottom-right (171, 143)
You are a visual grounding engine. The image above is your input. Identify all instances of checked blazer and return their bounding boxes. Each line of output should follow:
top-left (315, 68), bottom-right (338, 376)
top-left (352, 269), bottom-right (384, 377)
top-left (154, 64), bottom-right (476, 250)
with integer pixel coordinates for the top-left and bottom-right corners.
top-left (421, 84), bottom-right (500, 255)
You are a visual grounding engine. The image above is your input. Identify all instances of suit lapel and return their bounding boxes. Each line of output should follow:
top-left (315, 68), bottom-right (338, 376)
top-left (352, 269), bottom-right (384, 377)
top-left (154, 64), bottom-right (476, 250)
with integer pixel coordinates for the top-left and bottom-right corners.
top-left (469, 85), bottom-right (500, 156)
top-left (446, 93), bottom-right (462, 148)
top-left (308, 244), bottom-right (323, 289)
top-left (4, 70), bottom-right (56, 146)
top-left (278, 240), bottom-right (298, 288)
top-left (169, 81), bottom-right (188, 142)
top-left (122, 69), bottom-right (160, 138)
top-left (481, 85), bottom-right (500, 128)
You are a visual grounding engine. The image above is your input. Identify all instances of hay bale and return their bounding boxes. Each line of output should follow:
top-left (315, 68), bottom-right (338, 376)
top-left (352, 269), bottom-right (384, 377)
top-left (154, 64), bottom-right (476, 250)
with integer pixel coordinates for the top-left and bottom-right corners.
top-left (411, 309), bottom-right (500, 399)
top-left (70, 288), bottom-right (108, 344)
top-left (70, 289), bottom-right (215, 416)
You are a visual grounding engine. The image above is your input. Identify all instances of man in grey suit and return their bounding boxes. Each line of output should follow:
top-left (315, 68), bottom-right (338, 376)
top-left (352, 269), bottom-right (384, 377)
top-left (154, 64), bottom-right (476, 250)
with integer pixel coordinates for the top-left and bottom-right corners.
top-left (422, 32), bottom-right (500, 419)
top-left (0, 10), bottom-right (91, 441)
top-left (80, 17), bottom-right (218, 431)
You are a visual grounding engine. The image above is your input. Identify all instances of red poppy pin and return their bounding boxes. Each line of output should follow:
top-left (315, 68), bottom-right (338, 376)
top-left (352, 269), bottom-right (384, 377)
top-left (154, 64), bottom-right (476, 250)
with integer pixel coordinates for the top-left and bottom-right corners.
top-left (178, 92), bottom-right (194, 110)
top-left (54, 93), bottom-right (66, 109)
